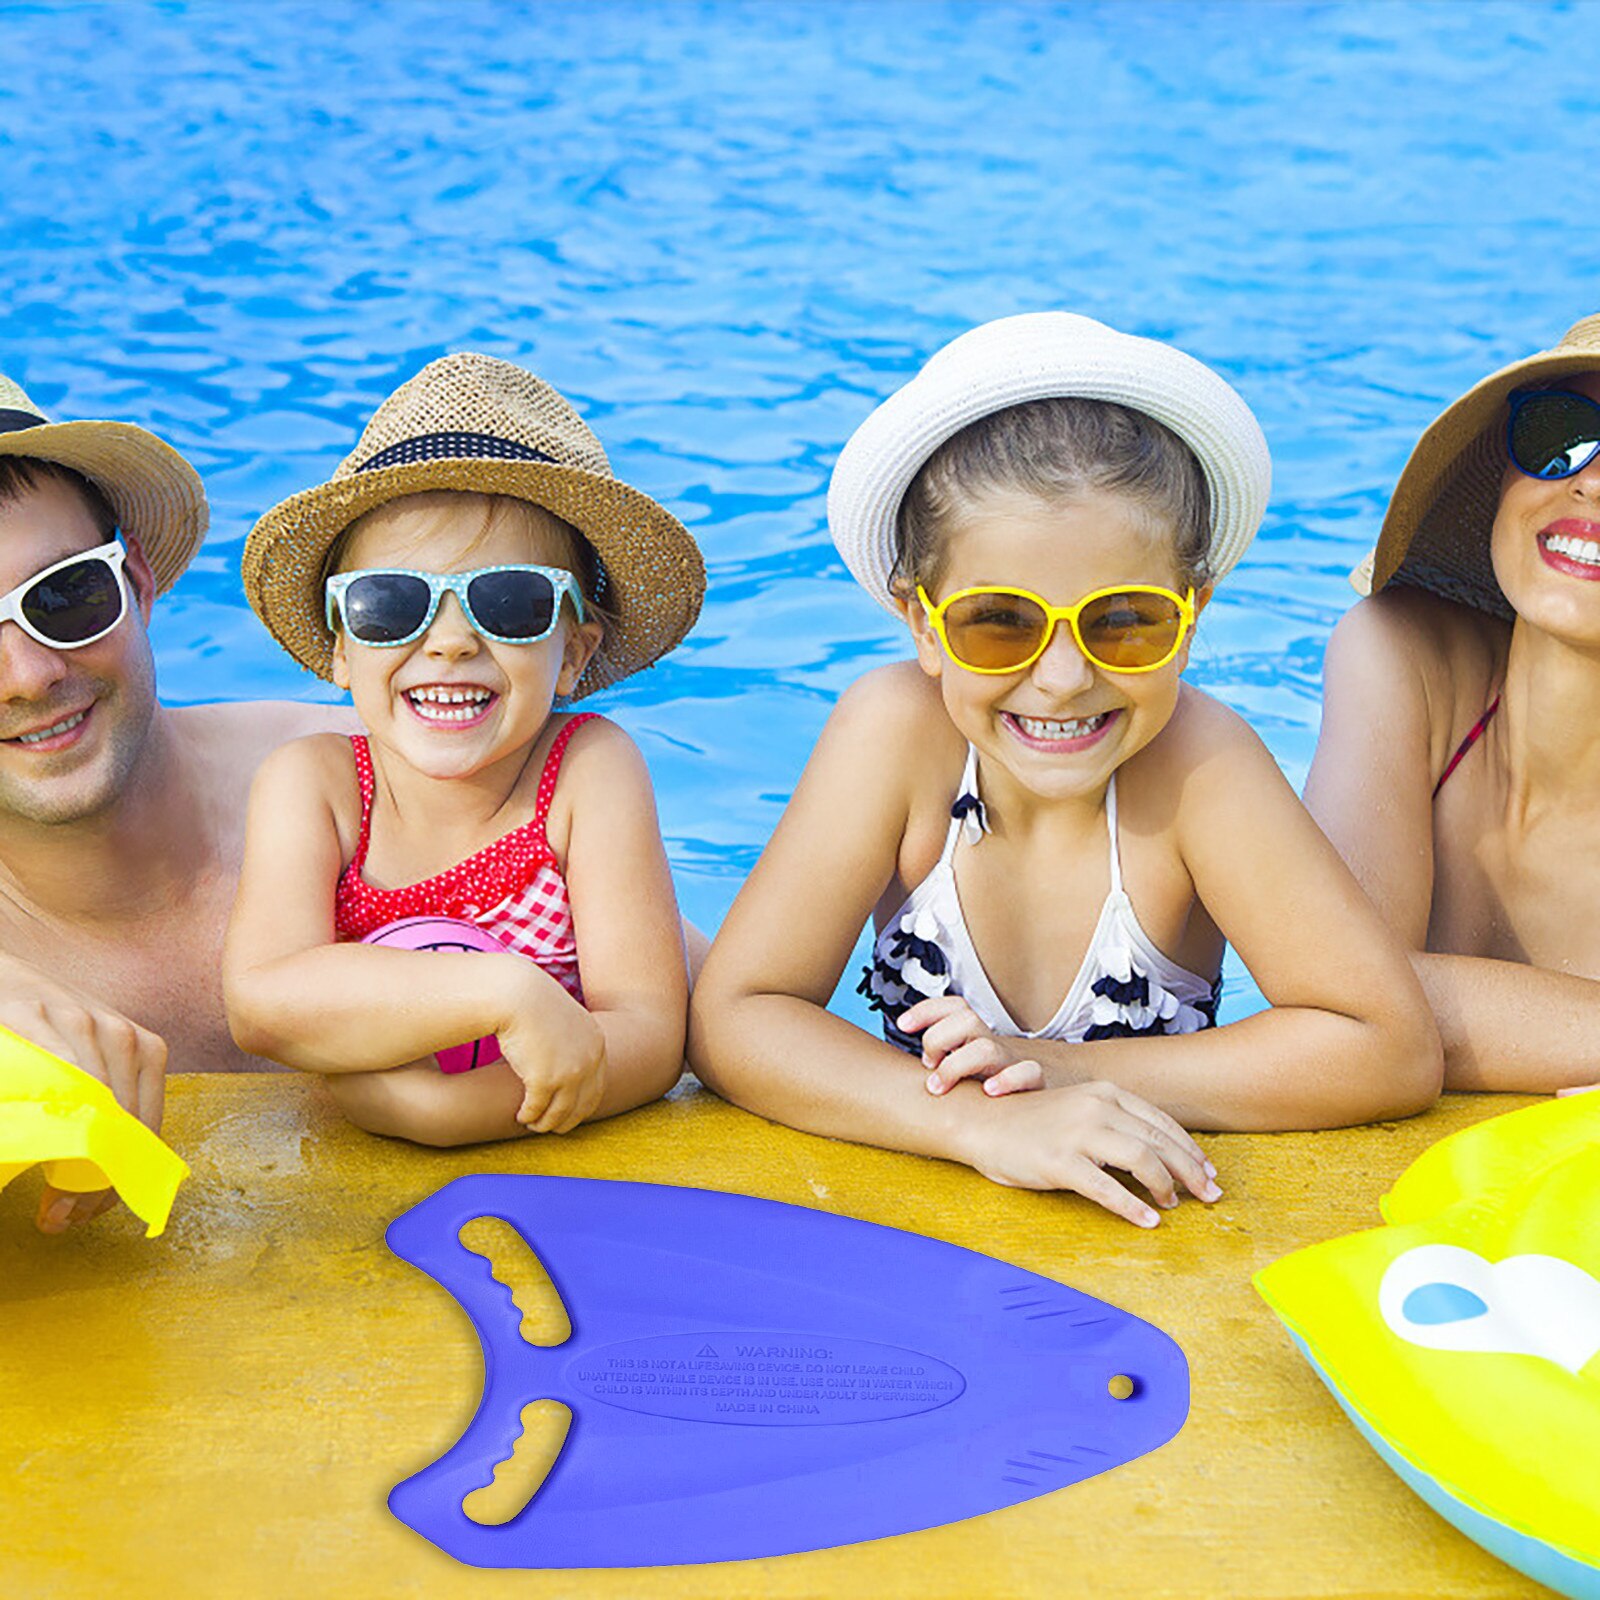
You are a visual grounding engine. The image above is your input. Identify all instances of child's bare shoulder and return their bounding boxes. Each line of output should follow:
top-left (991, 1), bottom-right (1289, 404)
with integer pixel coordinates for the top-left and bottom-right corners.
top-left (544, 717), bottom-right (665, 866)
top-left (1166, 681), bottom-right (1260, 745)
top-left (554, 712), bottom-right (651, 789)
top-left (252, 730), bottom-right (358, 795)
top-left (1138, 685), bottom-right (1274, 784)
top-left (1118, 690), bottom-right (1285, 858)
top-left (243, 734), bottom-right (361, 856)
top-left (830, 663), bottom-right (962, 766)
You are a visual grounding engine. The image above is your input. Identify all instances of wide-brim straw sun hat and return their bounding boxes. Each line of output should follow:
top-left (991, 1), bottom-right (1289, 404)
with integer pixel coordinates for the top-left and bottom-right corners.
top-left (243, 353), bottom-right (705, 697)
top-left (0, 375), bottom-right (207, 593)
top-left (828, 312), bottom-right (1271, 613)
top-left (1352, 313), bottom-right (1600, 620)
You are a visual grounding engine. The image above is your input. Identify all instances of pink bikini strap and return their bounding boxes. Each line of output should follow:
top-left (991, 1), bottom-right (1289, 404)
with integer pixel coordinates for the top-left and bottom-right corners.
top-left (533, 713), bottom-right (600, 833)
top-left (348, 734), bottom-right (376, 871)
top-left (1432, 694), bottom-right (1501, 799)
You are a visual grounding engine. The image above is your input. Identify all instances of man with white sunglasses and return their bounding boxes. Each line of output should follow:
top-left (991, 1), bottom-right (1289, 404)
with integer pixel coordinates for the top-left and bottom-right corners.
top-left (0, 377), bottom-right (346, 1232)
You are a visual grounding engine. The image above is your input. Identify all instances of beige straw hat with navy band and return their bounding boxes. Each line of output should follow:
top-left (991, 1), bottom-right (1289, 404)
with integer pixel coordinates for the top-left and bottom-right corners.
top-left (829, 312), bottom-right (1272, 613)
top-left (1352, 313), bottom-right (1600, 619)
top-left (0, 374), bottom-right (208, 593)
top-left (242, 353), bottom-right (705, 697)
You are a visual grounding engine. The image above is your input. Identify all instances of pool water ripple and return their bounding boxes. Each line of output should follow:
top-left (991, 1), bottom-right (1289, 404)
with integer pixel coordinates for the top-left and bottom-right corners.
top-left (4, 0), bottom-right (1598, 1023)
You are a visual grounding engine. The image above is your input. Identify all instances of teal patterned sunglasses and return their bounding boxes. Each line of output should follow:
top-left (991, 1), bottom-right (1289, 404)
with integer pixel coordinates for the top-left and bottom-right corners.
top-left (325, 563), bottom-right (585, 647)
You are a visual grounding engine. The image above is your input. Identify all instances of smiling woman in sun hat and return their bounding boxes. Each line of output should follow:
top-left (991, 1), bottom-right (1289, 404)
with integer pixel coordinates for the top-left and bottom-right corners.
top-left (1305, 314), bottom-right (1600, 1092)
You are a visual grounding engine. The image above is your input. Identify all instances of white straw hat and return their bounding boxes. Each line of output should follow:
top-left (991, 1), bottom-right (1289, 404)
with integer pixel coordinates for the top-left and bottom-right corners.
top-left (828, 312), bottom-right (1271, 612)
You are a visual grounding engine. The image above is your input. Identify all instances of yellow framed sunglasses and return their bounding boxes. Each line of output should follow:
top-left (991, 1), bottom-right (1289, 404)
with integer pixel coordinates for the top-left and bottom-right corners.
top-left (917, 582), bottom-right (1198, 675)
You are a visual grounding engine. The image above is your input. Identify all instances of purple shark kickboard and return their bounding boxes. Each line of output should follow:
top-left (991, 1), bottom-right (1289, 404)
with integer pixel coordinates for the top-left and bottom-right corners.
top-left (385, 1175), bottom-right (1189, 1567)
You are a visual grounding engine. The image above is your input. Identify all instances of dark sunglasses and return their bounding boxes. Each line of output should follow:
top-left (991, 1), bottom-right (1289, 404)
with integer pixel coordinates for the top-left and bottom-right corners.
top-left (324, 563), bottom-right (585, 648)
top-left (0, 539), bottom-right (129, 649)
top-left (1507, 388), bottom-right (1600, 481)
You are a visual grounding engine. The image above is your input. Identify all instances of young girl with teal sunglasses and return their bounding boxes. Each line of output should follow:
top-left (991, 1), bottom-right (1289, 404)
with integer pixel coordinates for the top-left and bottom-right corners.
top-left (226, 354), bottom-right (703, 1145)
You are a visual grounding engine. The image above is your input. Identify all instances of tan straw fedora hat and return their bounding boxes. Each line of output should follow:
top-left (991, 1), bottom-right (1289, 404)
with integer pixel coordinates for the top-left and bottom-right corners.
top-left (243, 353), bottom-right (704, 696)
top-left (1354, 313), bottom-right (1600, 619)
top-left (0, 374), bottom-right (207, 593)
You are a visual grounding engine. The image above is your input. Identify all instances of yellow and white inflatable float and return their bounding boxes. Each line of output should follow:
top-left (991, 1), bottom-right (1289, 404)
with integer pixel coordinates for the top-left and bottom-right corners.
top-left (0, 1024), bottom-right (187, 1236)
top-left (1256, 1093), bottom-right (1600, 1599)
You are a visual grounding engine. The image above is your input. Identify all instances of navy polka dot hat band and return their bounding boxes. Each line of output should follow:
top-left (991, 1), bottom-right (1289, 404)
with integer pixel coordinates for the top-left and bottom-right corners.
top-left (242, 353), bottom-right (705, 696)
top-left (356, 431), bottom-right (556, 474)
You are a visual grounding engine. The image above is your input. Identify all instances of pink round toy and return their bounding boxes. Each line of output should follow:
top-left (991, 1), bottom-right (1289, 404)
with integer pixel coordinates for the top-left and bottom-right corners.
top-left (361, 916), bottom-right (510, 1074)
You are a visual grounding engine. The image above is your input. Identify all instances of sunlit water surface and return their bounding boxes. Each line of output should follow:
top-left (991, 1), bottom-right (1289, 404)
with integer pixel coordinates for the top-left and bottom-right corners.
top-left (4, 0), bottom-right (1598, 1021)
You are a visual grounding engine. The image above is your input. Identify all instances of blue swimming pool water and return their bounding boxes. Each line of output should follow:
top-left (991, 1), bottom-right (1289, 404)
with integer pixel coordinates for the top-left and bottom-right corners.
top-left (3, 0), bottom-right (1597, 1023)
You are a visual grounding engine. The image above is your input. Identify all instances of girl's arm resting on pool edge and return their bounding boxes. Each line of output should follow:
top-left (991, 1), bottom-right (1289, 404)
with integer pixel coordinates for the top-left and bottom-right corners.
top-left (688, 671), bottom-right (1217, 1223)
top-left (319, 724), bottom-right (689, 1142)
top-left (1306, 593), bottom-right (1600, 1090)
top-left (689, 670), bottom-right (969, 1148)
top-left (959, 700), bottom-right (1445, 1131)
top-left (554, 717), bottom-right (689, 1118)
top-left (220, 738), bottom-right (614, 1125)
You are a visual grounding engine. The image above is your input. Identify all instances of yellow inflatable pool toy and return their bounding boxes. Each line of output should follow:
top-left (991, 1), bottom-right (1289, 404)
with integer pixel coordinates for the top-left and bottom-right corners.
top-left (1256, 1093), bottom-right (1600, 1599)
top-left (0, 1024), bottom-right (187, 1236)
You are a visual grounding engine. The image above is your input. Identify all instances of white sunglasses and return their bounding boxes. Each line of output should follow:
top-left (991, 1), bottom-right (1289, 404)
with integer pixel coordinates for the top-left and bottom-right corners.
top-left (0, 539), bottom-right (129, 650)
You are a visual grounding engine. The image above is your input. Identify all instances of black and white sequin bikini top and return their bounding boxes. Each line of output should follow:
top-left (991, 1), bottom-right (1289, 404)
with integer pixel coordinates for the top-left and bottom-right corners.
top-left (860, 745), bottom-right (1221, 1053)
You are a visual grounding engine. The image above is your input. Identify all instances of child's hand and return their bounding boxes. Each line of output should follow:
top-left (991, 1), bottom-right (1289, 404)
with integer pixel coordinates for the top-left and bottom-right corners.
top-left (962, 1082), bottom-right (1222, 1228)
top-left (495, 972), bottom-right (608, 1134)
top-left (896, 995), bottom-right (1045, 1097)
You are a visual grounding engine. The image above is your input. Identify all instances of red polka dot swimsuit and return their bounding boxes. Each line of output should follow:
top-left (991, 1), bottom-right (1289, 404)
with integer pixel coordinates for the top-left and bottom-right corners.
top-left (333, 713), bottom-right (598, 1004)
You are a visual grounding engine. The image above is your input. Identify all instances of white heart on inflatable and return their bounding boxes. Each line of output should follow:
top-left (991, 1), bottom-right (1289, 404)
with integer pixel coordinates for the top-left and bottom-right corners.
top-left (1379, 1243), bottom-right (1600, 1374)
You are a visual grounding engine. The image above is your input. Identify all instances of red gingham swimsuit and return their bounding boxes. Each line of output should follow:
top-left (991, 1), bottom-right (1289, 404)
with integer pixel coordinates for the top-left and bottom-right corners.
top-left (333, 713), bottom-right (599, 1004)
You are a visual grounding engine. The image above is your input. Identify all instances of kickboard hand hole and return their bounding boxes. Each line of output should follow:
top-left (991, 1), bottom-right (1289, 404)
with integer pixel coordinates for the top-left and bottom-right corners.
top-left (459, 1216), bottom-right (572, 1346)
top-left (1108, 1374), bottom-right (1139, 1400)
top-left (462, 1400), bottom-right (572, 1525)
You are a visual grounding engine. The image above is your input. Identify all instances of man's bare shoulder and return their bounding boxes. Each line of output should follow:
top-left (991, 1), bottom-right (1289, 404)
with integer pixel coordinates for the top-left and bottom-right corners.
top-left (169, 699), bottom-right (359, 769)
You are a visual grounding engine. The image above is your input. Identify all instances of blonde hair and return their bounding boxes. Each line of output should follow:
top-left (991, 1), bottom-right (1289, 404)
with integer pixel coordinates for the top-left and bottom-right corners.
top-left (326, 489), bottom-right (615, 631)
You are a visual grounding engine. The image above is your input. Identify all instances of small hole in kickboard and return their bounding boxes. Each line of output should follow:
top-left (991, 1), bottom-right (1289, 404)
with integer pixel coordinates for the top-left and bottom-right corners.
top-left (458, 1217), bottom-right (572, 1346)
top-left (1108, 1374), bottom-right (1140, 1401)
top-left (462, 1400), bottom-right (572, 1526)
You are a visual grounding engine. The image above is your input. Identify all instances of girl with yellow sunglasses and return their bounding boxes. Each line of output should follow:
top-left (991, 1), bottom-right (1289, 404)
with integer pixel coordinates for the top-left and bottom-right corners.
top-left (691, 314), bottom-right (1442, 1228)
